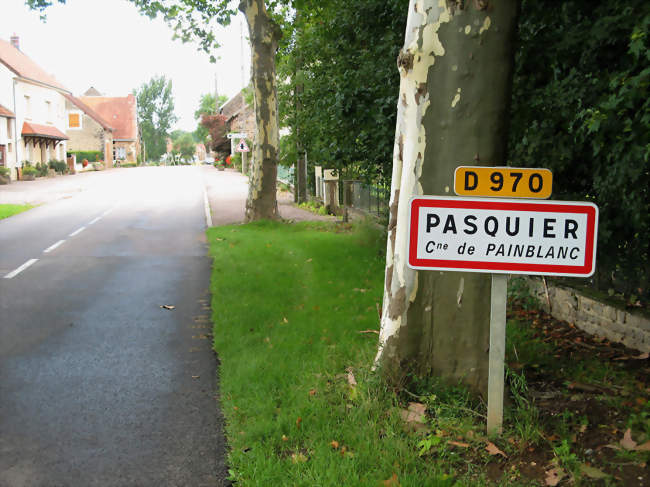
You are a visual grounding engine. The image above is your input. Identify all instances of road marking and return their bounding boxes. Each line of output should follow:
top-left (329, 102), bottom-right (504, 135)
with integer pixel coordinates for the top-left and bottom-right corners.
top-left (4, 259), bottom-right (39, 279)
top-left (102, 207), bottom-right (116, 217)
top-left (88, 216), bottom-right (102, 225)
top-left (43, 240), bottom-right (65, 253)
top-left (69, 226), bottom-right (86, 237)
top-left (203, 188), bottom-right (212, 227)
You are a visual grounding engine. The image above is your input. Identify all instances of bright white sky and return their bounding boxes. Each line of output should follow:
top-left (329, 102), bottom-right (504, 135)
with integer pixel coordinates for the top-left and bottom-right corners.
top-left (0, 0), bottom-right (251, 132)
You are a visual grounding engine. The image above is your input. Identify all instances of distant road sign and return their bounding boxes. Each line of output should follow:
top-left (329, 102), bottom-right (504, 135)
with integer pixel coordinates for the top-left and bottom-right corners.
top-left (454, 166), bottom-right (553, 199)
top-left (408, 196), bottom-right (598, 277)
top-left (235, 139), bottom-right (250, 153)
top-left (227, 133), bottom-right (247, 139)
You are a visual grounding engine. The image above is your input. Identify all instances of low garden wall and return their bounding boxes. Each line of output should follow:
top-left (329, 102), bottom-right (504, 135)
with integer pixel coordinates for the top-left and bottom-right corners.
top-left (522, 277), bottom-right (650, 353)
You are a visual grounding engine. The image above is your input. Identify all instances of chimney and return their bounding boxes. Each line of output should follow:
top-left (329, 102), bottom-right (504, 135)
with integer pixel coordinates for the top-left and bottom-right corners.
top-left (10, 33), bottom-right (19, 50)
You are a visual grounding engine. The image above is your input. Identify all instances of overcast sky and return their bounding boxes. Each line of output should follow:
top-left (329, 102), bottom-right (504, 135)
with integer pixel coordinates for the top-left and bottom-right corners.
top-left (0, 0), bottom-right (251, 132)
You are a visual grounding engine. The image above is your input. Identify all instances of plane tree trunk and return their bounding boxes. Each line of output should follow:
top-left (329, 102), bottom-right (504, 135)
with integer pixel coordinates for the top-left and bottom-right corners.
top-left (240, 0), bottom-right (281, 221)
top-left (376, 0), bottom-right (519, 395)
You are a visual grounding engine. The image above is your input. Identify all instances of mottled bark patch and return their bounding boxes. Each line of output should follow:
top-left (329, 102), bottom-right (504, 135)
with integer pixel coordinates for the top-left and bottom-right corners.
top-left (388, 285), bottom-right (407, 320)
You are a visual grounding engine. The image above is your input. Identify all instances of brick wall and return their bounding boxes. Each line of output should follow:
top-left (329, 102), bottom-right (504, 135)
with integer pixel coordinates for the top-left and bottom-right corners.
top-left (522, 277), bottom-right (650, 352)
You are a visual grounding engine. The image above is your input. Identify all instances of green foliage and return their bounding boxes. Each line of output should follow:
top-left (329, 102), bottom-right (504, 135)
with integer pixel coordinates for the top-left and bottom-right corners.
top-left (34, 162), bottom-right (49, 177)
top-left (48, 159), bottom-right (68, 174)
top-left (135, 75), bottom-right (178, 161)
top-left (21, 165), bottom-right (37, 176)
top-left (68, 150), bottom-right (102, 163)
top-left (277, 0), bottom-right (407, 185)
top-left (0, 167), bottom-right (9, 178)
top-left (509, 0), bottom-right (650, 299)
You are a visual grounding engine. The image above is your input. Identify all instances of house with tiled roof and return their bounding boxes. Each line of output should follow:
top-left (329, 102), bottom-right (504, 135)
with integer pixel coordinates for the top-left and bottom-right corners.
top-left (64, 93), bottom-right (114, 167)
top-left (0, 35), bottom-right (69, 179)
top-left (79, 91), bottom-right (139, 163)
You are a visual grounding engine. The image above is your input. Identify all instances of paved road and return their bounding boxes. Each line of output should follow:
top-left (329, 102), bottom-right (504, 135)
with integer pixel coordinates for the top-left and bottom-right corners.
top-left (0, 166), bottom-right (229, 486)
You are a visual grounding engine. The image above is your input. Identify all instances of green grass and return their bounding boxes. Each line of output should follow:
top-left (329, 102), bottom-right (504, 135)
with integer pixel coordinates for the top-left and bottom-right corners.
top-left (208, 221), bottom-right (462, 486)
top-left (0, 204), bottom-right (32, 220)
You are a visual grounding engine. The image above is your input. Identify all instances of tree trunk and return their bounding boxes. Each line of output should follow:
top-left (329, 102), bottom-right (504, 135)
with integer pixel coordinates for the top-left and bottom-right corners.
top-left (240, 0), bottom-right (281, 221)
top-left (376, 0), bottom-right (519, 396)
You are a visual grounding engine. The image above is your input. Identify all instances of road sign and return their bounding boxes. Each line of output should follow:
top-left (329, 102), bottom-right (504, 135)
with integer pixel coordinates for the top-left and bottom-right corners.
top-left (227, 133), bottom-right (247, 139)
top-left (235, 139), bottom-right (250, 153)
top-left (408, 196), bottom-right (598, 276)
top-left (454, 166), bottom-right (553, 199)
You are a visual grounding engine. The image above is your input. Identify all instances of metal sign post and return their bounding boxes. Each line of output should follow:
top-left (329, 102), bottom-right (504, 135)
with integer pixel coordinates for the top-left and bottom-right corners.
top-left (487, 273), bottom-right (507, 435)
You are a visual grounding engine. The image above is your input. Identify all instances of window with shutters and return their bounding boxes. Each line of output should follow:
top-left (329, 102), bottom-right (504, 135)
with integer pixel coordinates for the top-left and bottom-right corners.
top-left (68, 112), bottom-right (81, 129)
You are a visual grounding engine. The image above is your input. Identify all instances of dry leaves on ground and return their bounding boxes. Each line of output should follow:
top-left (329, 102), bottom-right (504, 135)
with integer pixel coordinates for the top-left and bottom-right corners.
top-left (544, 467), bottom-right (565, 486)
top-left (485, 441), bottom-right (507, 458)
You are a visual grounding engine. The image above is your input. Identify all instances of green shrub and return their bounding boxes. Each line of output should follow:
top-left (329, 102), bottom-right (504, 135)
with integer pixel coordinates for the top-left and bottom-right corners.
top-left (68, 151), bottom-right (102, 163)
top-left (35, 163), bottom-right (49, 177)
top-left (48, 160), bottom-right (68, 174)
top-left (21, 165), bottom-right (37, 176)
top-left (0, 167), bottom-right (10, 177)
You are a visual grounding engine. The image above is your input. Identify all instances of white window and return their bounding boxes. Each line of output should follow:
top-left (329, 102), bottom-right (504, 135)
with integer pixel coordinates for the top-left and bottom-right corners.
top-left (114, 146), bottom-right (126, 160)
top-left (8, 142), bottom-right (13, 153)
top-left (46, 101), bottom-right (52, 123)
top-left (7, 118), bottom-right (12, 138)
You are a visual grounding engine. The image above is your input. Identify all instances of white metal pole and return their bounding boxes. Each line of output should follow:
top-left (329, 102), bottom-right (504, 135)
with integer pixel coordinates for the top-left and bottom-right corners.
top-left (487, 273), bottom-right (507, 436)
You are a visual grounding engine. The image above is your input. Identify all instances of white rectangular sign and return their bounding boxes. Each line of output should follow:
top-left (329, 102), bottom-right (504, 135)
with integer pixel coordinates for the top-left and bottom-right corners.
top-left (408, 196), bottom-right (598, 276)
top-left (227, 133), bottom-right (247, 139)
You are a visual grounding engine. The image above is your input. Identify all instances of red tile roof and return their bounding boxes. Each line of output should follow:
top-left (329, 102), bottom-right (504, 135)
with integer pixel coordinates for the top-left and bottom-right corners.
top-left (63, 94), bottom-right (113, 131)
top-left (0, 104), bottom-right (15, 118)
top-left (79, 94), bottom-right (137, 140)
top-left (22, 122), bottom-right (68, 140)
top-left (0, 38), bottom-right (69, 92)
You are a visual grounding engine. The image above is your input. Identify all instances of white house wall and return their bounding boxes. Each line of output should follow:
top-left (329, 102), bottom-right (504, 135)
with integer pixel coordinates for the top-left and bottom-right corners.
top-left (0, 62), bottom-right (68, 176)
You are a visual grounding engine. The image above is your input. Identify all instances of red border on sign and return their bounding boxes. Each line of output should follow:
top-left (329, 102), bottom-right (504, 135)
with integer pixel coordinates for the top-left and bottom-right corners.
top-left (408, 197), bottom-right (598, 276)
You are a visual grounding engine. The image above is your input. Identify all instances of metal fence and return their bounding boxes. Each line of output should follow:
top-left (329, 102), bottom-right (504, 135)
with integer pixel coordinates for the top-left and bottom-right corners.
top-left (346, 180), bottom-right (390, 219)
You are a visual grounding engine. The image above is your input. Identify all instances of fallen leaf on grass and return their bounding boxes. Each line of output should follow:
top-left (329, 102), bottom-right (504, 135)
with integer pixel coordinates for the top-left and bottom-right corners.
top-left (309, 389), bottom-right (317, 396)
top-left (400, 402), bottom-right (426, 424)
top-left (620, 428), bottom-right (638, 450)
top-left (545, 467), bottom-right (565, 486)
top-left (305, 258), bottom-right (313, 263)
top-left (347, 369), bottom-right (357, 387)
top-left (291, 452), bottom-right (308, 463)
top-left (580, 464), bottom-right (609, 479)
top-left (448, 441), bottom-right (470, 448)
top-left (636, 441), bottom-right (650, 451)
top-left (382, 473), bottom-right (400, 486)
top-left (282, 435), bottom-right (288, 442)
top-left (160, 305), bottom-right (175, 310)
top-left (485, 442), bottom-right (507, 458)
top-left (296, 417), bottom-right (302, 429)
top-left (330, 440), bottom-right (340, 449)
top-left (358, 329), bottom-right (380, 335)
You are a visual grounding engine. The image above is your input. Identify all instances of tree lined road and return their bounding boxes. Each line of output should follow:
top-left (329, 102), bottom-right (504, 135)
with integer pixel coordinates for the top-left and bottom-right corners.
top-left (0, 167), bottom-right (228, 486)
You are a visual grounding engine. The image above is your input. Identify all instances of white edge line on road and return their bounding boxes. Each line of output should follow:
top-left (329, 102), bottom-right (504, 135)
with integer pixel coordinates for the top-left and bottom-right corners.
top-left (69, 226), bottom-right (86, 237)
top-left (4, 259), bottom-right (39, 279)
top-left (88, 216), bottom-right (102, 225)
top-left (203, 188), bottom-right (212, 228)
top-left (102, 206), bottom-right (116, 217)
top-left (43, 239), bottom-right (65, 253)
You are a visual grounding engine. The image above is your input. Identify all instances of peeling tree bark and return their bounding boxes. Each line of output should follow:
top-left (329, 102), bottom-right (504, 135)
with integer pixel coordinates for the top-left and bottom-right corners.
top-left (376, 0), bottom-right (519, 396)
top-left (240, 0), bottom-right (282, 221)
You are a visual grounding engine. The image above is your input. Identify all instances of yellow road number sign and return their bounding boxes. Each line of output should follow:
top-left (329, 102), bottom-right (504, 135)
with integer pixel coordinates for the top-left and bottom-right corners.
top-left (454, 166), bottom-right (553, 199)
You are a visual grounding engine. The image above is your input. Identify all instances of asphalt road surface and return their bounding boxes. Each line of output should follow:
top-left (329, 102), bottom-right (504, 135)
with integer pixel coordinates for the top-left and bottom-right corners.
top-left (0, 166), bottom-right (229, 486)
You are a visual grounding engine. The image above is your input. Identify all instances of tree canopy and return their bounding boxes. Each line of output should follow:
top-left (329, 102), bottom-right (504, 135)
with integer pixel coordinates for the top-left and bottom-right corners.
top-left (509, 0), bottom-right (650, 299)
top-left (134, 75), bottom-right (178, 161)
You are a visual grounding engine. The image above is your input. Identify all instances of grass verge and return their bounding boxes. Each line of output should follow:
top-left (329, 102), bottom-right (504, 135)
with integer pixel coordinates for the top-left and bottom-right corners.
top-left (208, 222), bottom-right (649, 486)
top-left (0, 203), bottom-right (33, 220)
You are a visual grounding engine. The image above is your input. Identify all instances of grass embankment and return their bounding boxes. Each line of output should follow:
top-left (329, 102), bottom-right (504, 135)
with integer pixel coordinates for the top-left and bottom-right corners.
top-left (208, 222), bottom-right (649, 486)
top-left (0, 204), bottom-right (32, 220)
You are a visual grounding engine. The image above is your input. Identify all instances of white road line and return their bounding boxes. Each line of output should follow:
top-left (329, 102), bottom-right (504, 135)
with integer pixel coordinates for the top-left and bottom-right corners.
top-left (4, 259), bottom-right (39, 279)
top-left (102, 207), bottom-right (116, 217)
top-left (43, 240), bottom-right (65, 253)
top-left (203, 188), bottom-right (212, 227)
top-left (88, 216), bottom-right (102, 225)
top-left (69, 226), bottom-right (86, 237)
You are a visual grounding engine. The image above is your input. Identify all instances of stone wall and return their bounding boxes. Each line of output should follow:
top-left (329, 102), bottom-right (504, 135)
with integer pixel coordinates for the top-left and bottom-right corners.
top-left (521, 277), bottom-right (650, 352)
